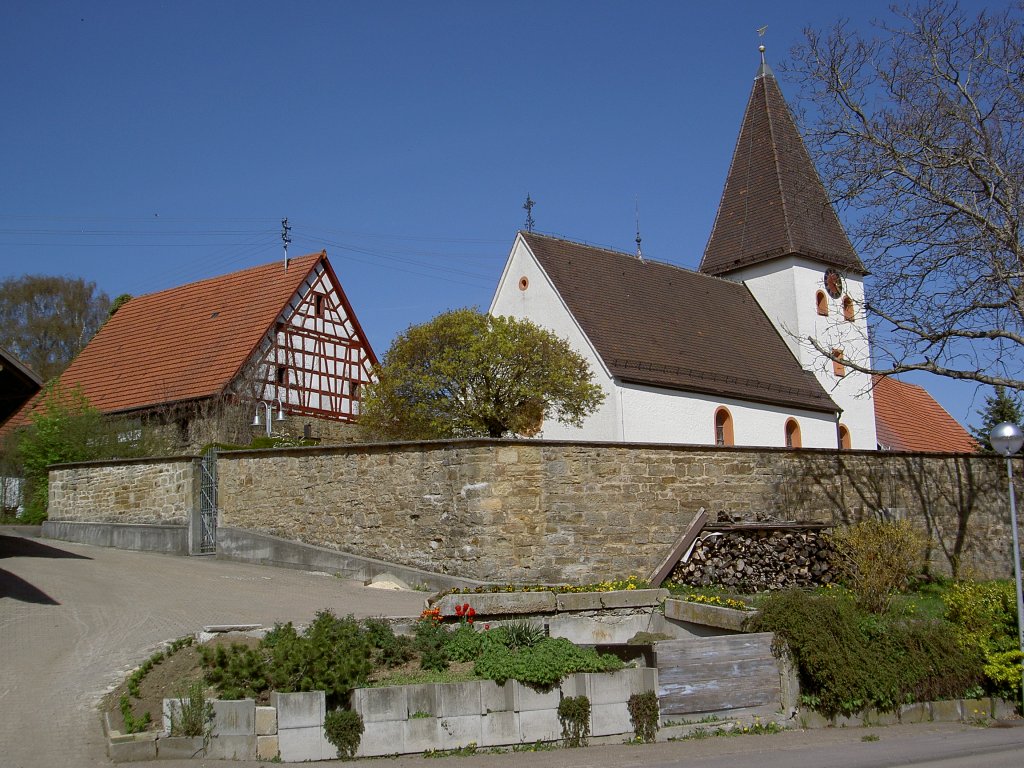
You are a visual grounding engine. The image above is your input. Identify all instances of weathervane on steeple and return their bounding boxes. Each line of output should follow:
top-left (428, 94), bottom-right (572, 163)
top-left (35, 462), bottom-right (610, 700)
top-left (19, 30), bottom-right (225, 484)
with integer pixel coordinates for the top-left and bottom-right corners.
top-left (281, 217), bottom-right (292, 270)
top-left (756, 25), bottom-right (772, 77)
top-left (523, 194), bottom-right (536, 233)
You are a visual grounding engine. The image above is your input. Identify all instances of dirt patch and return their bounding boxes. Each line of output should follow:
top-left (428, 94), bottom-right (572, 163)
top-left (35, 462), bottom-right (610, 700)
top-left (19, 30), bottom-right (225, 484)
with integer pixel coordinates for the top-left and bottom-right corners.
top-left (104, 634), bottom-right (260, 733)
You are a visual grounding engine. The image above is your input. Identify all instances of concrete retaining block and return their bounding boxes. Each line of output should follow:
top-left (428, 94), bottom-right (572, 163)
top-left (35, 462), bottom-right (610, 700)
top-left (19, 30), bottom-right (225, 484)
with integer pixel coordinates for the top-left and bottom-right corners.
top-left (255, 706), bottom-right (277, 736)
top-left (156, 736), bottom-right (208, 759)
top-left (555, 592), bottom-right (605, 611)
top-left (929, 700), bottom-right (961, 722)
top-left (356, 718), bottom-right (406, 757)
top-left (353, 685), bottom-right (408, 722)
top-left (436, 591), bottom-right (557, 616)
top-left (212, 699), bottom-right (255, 736)
top-left (403, 717), bottom-right (442, 753)
top-left (437, 714), bottom-right (482, 747)
top-left (256, 734), bottom-right (279, 760)
top-left (108, 732), bottom-right (158, 763)
top-left (481, 680), bottom-right (514, 713)
top-left (663, 598), bottom-right (753, 631)
top-left (799, 710), bottom-right (831, 729)
top-left (600, 589), bottom-right (668, 609)
top-left (559, 673), bottom-right (591, 699)
top-left (863, 708), bottom-right (899, 726)
top-left (272, 691), bottom-right (324, 729)
top-left (405, 683), bottom-right (438, 717)
top-left (898, 702), bottom-right (930, 723)
top-left (278, 725), bottom-right (334, 762)
top-left (960, 698), bottom-right (991, 721)
top-left (519, 708), bottom-right (561, 743)
top-left (513, 682), bottom-right (560, 712)
top-left (438, 681), bottom-right (482, 717)
top-left (205, 734), bottom-right (256, 760)
top-left (992, 697), bottom-right (1017, 719)
top-left (589, 668), bottom-right (642, 705)
top-left (591, 701), bottom-right (631, 737)
top-left (480, 711), bottom-right (520, 747)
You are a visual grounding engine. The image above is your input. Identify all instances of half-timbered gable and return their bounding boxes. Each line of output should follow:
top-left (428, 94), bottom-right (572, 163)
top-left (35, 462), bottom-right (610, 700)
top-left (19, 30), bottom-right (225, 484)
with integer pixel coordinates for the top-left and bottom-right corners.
top-left (260, 258), bottom-right (375, 421)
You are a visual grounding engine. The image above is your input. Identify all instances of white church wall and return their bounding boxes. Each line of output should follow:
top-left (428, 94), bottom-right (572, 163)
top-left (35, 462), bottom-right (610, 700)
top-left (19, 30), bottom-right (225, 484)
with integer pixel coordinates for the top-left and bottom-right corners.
top-left (489, 236), bottom-right (622, 441)
top-left (617, 383), bottom-right (838, 447)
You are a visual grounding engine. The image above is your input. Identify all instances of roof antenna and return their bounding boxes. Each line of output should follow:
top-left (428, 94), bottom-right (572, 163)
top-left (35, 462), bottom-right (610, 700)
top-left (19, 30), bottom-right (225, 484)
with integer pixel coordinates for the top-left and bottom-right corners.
top-left (281, 217), bottom-right (292, 270)
top-left (523, 193), bottom-right (536, 233)
top-left (634, 197), bottom-right (644, 262)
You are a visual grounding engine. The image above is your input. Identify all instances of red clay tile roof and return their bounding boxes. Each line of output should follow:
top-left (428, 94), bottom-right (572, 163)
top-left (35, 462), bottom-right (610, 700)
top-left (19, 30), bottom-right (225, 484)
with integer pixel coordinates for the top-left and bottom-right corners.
top-left (522, 232), bottom-right (839, 414)
top-left (0, 346), bottom-right (42, 428)
top-left (873, 375), bottom-right (977, 453)
top-left (0, 254), bottom-right (327, 438)
top-left (700, 64), bottom-right (865, 277)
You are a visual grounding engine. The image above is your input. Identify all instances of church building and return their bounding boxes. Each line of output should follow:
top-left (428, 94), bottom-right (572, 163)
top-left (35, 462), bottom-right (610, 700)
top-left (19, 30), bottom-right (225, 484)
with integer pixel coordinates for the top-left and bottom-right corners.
top-left (490, 54), bottom-right (877, 450)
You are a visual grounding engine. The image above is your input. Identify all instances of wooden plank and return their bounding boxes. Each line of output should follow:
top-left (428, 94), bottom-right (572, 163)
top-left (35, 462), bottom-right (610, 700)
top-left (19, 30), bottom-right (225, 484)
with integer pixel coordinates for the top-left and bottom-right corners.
top-left (654, 633), bottom-right (775, 663)
top-left (648, 507), bottom-right (708, 587)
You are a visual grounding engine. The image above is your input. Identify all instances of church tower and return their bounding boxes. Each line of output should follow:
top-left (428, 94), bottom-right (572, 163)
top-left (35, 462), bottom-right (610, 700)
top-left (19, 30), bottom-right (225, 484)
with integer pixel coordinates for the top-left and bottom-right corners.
top-left (699, 51), bottom-right (876, 450)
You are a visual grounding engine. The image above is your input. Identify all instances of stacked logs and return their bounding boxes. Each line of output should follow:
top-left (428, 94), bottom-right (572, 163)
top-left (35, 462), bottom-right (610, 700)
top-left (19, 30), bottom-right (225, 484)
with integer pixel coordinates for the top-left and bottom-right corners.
top-left (669, 527), bottom-right (836, 593)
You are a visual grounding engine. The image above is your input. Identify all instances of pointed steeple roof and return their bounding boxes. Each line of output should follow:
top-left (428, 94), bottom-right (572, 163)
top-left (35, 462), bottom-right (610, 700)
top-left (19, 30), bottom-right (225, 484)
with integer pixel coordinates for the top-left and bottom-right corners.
top-left (700, 54), bottom-right (865, 276)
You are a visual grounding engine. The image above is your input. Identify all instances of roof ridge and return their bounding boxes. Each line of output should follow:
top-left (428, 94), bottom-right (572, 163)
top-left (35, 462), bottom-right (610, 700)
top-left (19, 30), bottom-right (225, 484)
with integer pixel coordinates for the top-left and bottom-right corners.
top-left (132, 252), bottom-right (323, 301)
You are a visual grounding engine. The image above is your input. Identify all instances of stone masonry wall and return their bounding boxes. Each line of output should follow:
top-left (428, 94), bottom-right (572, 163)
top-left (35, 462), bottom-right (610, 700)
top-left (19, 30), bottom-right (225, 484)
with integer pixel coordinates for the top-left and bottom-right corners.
top-left (48, 456), bottom-right (199, 525)
top-left (215, 440), bottom-right (1021, 583)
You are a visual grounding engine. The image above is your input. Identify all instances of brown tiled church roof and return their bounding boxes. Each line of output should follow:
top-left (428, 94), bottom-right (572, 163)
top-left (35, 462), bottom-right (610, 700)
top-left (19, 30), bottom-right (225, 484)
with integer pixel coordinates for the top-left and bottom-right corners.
top-left (873, 375), bottom-right (977, 453)
top-left (700, 60), bottom-right (865, 277)
top-left (0, 253), bottom-right (327, 437)
top-left (522, 232), bottom-right (839, 414)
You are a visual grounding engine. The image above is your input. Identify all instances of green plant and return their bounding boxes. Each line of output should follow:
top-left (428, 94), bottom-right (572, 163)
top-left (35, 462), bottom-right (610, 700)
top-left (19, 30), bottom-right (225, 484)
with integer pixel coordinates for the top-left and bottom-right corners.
top-left (119, 694), bottom-right (152, 734)
top-left (473, 636), bottom-right (623, 688)
top-left (169, 680), bottom-right (214, 739)
top-left (862, 733), bottom-right (880, 742)
top-left (557, 695), bottom-right (591, 748)
top-left (828, 520), bottom-right (926, 613)
top-left (749, 589), bottom-right (984, 717)
top-left (627, 691), bottom-right (659, 743)
top-left (499, 620), bottom-right (546, 649)
top-left (324, 708), bottom-right (364, 760)
top-left (944, 580), bottom-right (1022, 703)
top-left (445, 624), bottom-right (485, 662)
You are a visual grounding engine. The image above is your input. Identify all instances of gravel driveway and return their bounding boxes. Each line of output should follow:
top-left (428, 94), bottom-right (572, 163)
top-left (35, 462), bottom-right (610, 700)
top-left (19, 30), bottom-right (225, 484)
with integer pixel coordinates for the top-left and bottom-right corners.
top-left (0, 531), bottom-right (426, 768)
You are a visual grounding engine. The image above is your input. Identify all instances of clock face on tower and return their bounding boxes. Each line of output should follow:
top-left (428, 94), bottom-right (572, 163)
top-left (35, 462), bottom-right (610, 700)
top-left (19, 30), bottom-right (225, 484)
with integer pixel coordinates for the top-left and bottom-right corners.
top-left (824, 268), bottom-right (843, 299)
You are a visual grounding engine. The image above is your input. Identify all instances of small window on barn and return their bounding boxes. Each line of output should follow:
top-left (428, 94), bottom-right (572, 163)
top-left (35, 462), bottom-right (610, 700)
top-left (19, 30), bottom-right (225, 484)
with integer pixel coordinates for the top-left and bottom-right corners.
top-left (785, 418), bottom-right (801, 449)
top-left (714, 407), bottom-right (734, 447)
top-left (838, 424), bottom-right (852, 450)
top-left (832, 349), bottom-right (846, 377)
top-left (816, 291), bottom-right (828, 316)
top-left (314, 293), bottom-right (325, 317)
top-left (842, 295), bottom-right (855, 322)
top-left (276, 365), bottom-right (287, 385)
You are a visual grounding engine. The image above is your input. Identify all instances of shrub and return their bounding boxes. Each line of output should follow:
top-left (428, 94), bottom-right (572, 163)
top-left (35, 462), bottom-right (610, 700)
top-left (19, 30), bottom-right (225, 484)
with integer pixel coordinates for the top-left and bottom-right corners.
top-left (944, 580), bottom-right (1022, 703)
top-left (498, 620), bottom-right (546, 649)
top-left (201, 611), bottom-right (373, 709)
top-left (749, 589), bottom-right (983, 717)
top-left (828, 520), bottom-right (925, 613)
top-left (445, 624), bottom-right (485, 662)
top-left (473, 636), bottom-right (623, 688)
top-left (324, 708), bottom-right (364, 760)
top-left (627, 691), bottom-right (659, 743)
top-left (557, 695), bottom-right (590, 748)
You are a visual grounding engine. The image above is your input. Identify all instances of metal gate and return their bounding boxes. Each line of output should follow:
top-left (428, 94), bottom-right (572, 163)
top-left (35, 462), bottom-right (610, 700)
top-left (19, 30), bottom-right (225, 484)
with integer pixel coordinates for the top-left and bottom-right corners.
top-left (198, 447), bottom-right (218, 553)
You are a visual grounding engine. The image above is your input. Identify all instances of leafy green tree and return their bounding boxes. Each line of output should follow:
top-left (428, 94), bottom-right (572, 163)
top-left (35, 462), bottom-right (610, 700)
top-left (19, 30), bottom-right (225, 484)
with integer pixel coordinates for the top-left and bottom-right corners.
top-left (360, 308), bottom-right (605, 440)
top-left (0, 275), bottom-right (111, 380)
top-left (971, 386), bottom-right (1024, 453)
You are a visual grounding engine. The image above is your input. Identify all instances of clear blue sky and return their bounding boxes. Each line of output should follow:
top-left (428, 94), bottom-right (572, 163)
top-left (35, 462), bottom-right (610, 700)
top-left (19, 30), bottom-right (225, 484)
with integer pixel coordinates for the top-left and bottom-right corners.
top-left (0, 1), bottom-right (996, 431)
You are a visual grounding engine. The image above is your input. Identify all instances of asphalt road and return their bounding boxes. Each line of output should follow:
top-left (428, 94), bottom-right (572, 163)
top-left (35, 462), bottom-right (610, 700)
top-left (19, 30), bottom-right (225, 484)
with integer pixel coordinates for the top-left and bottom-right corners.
top-left (2, 531), bottom-right (1023, 768)
top-left (0, 531), bottom-right (425, 768)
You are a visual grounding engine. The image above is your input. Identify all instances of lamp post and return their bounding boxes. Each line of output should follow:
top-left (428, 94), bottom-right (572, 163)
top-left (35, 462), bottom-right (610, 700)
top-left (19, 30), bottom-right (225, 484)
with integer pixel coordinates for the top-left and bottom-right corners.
top-left (252, 397), bottom-right (285, 438)
top-left (990, 421), bottom-right (1024, 713)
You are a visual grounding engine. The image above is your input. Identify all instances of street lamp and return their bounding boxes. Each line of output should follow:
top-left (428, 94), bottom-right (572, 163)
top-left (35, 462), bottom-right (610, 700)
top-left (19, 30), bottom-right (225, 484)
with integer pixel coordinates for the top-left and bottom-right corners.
top-left (990, 421), bottom-right (1024, 713)
top-left (252, 396), bottom-right (286, 438)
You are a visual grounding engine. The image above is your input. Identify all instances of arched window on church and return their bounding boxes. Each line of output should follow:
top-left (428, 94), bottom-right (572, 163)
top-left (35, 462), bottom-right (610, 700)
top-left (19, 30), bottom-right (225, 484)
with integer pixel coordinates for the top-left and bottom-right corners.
top-left (838, 424), bottom-right (852, 450)
top-left (816, 290), bottom-right (828, 316)
top-left (785, 418), bottom-right (801, 449)
top-left (714, 407), bottom-right (734, 446)
top-left (842, 295), bottom-right (855, 322)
